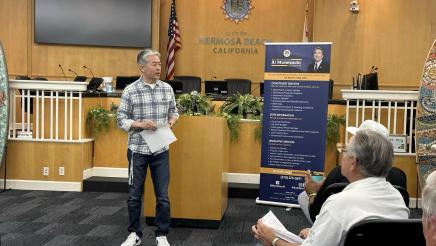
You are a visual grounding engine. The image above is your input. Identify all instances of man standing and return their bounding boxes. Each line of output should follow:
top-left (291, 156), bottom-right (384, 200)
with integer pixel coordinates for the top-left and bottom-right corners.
top-left (307, 47), bottom-right (330, 73)
top-left (118, 49), bottom-right (178, 246)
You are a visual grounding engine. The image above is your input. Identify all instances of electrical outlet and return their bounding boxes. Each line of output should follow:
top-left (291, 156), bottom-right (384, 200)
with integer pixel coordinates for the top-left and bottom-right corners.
top-left (43, 166), bottom-right (49, 176)
top-left (59, 166), bottom-right (65, 176)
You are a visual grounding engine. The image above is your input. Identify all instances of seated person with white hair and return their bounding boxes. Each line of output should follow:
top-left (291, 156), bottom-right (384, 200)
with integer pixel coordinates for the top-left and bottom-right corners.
top-left (298, 121), bottom-right (408, 224)
top-left (422, 170), bottom-right (436, 246)
top-left (252, 121), bottom-right (410, 246)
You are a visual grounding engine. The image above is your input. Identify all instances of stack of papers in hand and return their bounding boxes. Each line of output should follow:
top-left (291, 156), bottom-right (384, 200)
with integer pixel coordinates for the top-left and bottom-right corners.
top-left (139, 123), bottom-right (177, 153)
top-left (261, 211), bottom-right (304, 244)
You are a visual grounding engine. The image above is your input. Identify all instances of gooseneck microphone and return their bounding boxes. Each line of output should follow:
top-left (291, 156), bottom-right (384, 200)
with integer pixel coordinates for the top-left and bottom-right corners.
top-left (68, 68), bottom-right (79, 77)
top-left (83, 65), bottom-right (95, 78)
top-left (58, 64), bottom-right (67, 81)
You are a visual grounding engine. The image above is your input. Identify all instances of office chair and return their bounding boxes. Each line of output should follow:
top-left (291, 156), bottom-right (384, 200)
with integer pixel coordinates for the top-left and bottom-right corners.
top-left (164, 80), bottom-right (183, 95)
top-left (225, 78), bottom-right (251, 96)
top-left (32, 77), bottom-right (48, 81)
top-left (116, 76), bottom-right (140, 90)
top-left (16, 75), bottom-right (31, 80)
top-left (343, 218), bottom-right (425, 246)
top-left (173, 76), bottom-right (201, 93)
top-left (73, 76), bottom-right (87, 82)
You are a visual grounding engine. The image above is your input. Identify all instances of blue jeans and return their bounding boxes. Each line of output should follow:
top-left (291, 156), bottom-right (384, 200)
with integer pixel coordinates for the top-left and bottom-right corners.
top-left (127, 149), bottom-right (170, 238)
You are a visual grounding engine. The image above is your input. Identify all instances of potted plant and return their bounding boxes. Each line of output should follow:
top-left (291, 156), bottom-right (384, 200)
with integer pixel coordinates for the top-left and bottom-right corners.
top-left (86, 103), bottom-right (118, 136)
top-left (326, 113), bottom-right (346, 147)
top-left (219, 93), bottom-right (263, 141)
top-left (176, 91), bottom-right (214, 116)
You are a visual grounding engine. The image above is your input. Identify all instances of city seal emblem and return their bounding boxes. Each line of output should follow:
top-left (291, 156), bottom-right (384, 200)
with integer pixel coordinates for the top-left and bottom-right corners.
top-left (222, 0), bottom-right (253, 23)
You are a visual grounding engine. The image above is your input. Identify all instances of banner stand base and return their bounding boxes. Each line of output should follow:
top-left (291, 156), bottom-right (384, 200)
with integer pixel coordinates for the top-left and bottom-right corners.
top-left (256, 197), bottom-right (300, 208)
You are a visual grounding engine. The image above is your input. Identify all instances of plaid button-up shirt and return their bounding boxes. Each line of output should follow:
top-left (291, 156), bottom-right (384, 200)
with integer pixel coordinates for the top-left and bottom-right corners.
top-left (117, 77), bottom-right (179, 155)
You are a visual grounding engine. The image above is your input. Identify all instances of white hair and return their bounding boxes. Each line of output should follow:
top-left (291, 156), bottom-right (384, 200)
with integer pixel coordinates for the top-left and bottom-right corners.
top-left (422, 170), bottom-right (436, 224)
top-left (346, 129), bottom-right (393, 177)
top-left (137, 49), bottom-right (161, 65)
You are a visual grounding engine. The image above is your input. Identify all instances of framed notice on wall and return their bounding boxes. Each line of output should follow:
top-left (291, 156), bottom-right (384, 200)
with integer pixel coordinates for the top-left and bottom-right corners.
top-left (388, 135), bottom-right (407, 153)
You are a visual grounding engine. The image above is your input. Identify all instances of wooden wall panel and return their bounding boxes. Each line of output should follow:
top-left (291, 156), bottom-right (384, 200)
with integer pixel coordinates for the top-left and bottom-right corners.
top-left (159, 0), bottom-right (312, 84)
top-left (2, 141), bottom-right (93, 182)
top-left (314, 0), bottom-right (436, 98)
top-left (0, 0), bottom-right (29, 76)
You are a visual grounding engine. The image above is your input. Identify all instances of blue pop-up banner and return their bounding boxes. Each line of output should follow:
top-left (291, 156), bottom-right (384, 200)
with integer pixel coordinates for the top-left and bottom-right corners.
top-left (258, 43), bottom-right (332, 207)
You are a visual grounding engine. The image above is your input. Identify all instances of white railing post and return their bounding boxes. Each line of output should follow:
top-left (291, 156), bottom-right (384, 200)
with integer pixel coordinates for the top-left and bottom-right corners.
top-left (341, 90), bottom-right (418, 156)
top-left (8, 79), bottom-right (88, 143)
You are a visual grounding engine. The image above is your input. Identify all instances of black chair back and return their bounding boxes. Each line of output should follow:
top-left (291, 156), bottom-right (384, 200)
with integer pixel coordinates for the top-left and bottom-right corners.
top-left (73, 76), bottom-right (87, 82)
top-left (16, 75), bottom-right (31, 80)
top-left (225, 78), bottom-right (251, 95)
top-left (164, 80), bottom-right (183, 94)
top-left (343, 219), bottom-right (425, 246)
top-left (32, 77), bottom-right (48, 81)
top-left (392, 185), bottom-right (410, 207)
top-left (116, 76), bottom-right (140, 90)
top-left (174, 76), bottom-right (201, 93)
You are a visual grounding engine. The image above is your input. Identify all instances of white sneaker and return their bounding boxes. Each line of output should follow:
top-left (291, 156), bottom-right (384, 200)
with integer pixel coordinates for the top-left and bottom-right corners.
top-left (156, 236), bottom-right (170, 246)
top-left (121, 232), bottom-right (141, 246)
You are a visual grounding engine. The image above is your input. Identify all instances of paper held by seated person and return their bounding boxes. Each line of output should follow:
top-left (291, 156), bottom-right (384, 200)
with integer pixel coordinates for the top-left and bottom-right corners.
top-left (262, 211), bottom-right (304, 244)
top-left (140, 123), bottom-right (177, 153)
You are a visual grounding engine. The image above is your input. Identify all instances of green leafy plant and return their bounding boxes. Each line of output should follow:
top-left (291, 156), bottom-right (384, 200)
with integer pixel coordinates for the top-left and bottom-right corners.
top-left (86, 105), bottom-right (113, 136)
top-left (220, 93), bottom-right (263, 141)
top-left (219, 93), bottom-right (262, 119)
top-left (326, 114), bottom-right (346, 146)
top-left (222, 113), bottom-right (241, 141)
top-left (176, 91), bottom-right (214, 116)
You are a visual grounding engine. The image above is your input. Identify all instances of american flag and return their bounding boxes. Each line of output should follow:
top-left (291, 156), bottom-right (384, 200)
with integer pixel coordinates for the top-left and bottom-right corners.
top-left (165, 0), bottom-right (181, 80)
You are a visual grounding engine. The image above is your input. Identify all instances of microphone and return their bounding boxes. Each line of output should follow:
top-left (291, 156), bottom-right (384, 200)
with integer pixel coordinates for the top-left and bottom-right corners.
top-left (58, 64), bottom-right (67, 81)
top-left (68, 68), bottom-right (87, 82)
top-left (68, 68), bottom-right (78, 77)
top-left (373, 67), bottom-right (378, 72)
top-left (83, 65), bottom-right (95, 78)
top-left (370, 66), bottom-right (375, 73)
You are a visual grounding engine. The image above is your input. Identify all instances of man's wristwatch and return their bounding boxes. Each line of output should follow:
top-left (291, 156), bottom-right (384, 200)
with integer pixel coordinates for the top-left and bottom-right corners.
top-left (272, 237), bottom-right (280, 246)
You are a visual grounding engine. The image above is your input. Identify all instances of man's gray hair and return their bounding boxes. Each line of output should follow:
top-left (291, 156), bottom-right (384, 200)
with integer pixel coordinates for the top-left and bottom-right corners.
top-left (346, 129), bottom-right (393, 177)
top-left (137, 49), bottom-right (161, 65)
top-left (422, 171), bottom-right (436, 223)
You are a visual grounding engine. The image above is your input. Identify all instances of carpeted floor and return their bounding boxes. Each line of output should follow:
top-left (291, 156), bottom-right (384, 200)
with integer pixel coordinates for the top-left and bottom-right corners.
top-left (0, 190), bottom-right (422, 246)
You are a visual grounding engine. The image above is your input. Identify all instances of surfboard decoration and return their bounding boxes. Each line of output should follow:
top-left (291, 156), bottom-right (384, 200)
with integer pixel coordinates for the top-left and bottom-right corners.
top-left (0, 42), bottom-right (9, 169)
top-left (416, 38), bottom-right (436, 185)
